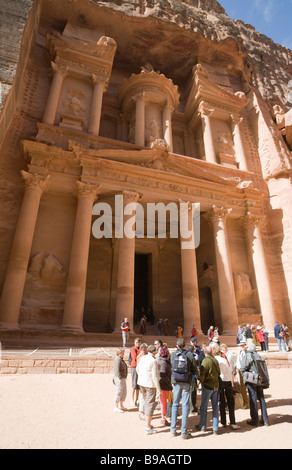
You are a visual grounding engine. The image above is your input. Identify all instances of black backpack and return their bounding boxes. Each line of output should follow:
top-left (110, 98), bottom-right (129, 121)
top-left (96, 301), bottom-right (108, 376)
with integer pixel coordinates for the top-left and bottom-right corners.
top-left (248, 351), bottom-right (270, 389)
top-left (172, 350), bottom-right (189, 382)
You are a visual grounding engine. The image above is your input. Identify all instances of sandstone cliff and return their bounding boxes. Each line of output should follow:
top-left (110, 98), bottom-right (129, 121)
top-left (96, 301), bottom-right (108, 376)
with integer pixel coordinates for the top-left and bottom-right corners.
top-left (1, 0), bottom-right (291, 115)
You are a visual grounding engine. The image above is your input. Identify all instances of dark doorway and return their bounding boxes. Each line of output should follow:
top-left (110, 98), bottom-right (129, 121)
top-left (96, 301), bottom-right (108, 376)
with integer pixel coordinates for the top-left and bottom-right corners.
top-left (134, 253), bottom-right (152, 323)
top-left (199, 287), bottom-right (215, 335)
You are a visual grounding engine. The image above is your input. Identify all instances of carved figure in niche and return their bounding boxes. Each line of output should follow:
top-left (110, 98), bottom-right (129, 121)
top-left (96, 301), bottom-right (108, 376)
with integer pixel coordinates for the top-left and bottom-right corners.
top-left (233, 272), bottom-right (256, 308)
top-left (217, 132), bottom-right (233, 155)
top-left (149, 119), bottom-right (161, 139)
top-left (62, 89), bottom-right (86, 116)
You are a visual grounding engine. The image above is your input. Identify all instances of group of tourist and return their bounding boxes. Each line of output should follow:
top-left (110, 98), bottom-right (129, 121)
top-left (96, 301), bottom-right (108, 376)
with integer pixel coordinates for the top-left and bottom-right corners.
top-left (236, 322), bottom-right (291, 352)
top-left (113, 325), bottom-right (271, 437)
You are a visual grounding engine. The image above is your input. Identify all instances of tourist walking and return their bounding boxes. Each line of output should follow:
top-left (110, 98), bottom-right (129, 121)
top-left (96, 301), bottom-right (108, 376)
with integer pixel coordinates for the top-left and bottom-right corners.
top-left (195, 346), bottom-right (220, 435)
top-left (256, 326), bottom-right (266, 351)
top-left (207, 325), bottom-right (214, 343)
top-left (212, 345), bottom-right (240, 430)
top-left (121, 317), bottom-right (130, 347)
top-left (157, 347), bottom-right (172, 425)
top-left (263, 326), bottom-right (269, 351)
top-left (282, 323), bottom-right (290, 351)
top-left (113, 348), bottom-right (128, 413)
top-left (137, 345), bottom-right (160, 435)
top-left (140, 315), bottom-right (147, 335)
top-left (129, 338), bottom-right (141, 406)
top-left (274, 322), bottom-right (287, 351)
top-left (170, 338), bottom-right (198, 439)
top-left (176, 325), bottom-right (183, 338)
top-left (241, 342), bottom-right (269, 427)
top-left (191, 324), bottom-right (198, 339)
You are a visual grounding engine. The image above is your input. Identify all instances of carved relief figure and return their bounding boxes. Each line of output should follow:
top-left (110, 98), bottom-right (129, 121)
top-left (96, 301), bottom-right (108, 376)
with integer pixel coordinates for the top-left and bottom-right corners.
top-left (233, 272), bottom-right (256, 308)
top-left (62, 89), bottom-right (86, 116)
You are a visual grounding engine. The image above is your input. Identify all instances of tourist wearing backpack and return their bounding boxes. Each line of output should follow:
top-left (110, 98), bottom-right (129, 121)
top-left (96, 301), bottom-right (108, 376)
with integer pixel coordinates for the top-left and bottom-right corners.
top-left (240, 342), bottom-right (269, 427)
top-left (170, 338), bottom-right (198, 440)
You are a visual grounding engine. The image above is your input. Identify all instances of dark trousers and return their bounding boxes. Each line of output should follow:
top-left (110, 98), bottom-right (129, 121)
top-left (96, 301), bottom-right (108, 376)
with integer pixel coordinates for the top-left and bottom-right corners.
top-left (246, 383), bottom-right (268, 424)
top-left (190, 378), bottom-right (197, 412)
top-left (219, 380), bottom-right (236, 425)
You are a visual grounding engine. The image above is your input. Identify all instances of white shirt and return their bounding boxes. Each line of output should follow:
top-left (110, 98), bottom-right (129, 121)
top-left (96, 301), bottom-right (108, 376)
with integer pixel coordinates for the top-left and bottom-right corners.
top-left (236, 349), bottom-right (246, 370)
top-left (136, 353), bottom-right (160, 392)
top-left (215, 355), bottom-right (233, 382)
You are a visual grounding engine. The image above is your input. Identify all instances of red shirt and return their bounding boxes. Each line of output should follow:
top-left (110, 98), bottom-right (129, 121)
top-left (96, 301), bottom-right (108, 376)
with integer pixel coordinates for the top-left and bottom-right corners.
top-left (130, 346), bottom-right (140, 368)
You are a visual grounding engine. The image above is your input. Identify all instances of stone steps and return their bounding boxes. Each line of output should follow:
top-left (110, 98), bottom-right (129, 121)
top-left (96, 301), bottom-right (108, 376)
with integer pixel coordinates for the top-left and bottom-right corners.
top-left (0, 329), bottom-right (291, 374)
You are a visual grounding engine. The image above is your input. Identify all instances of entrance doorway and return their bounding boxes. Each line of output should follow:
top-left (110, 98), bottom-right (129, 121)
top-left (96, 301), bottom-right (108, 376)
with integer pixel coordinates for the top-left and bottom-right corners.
top-left (134, 253), bottom-right (152, 324)
top-left (199, 287), bottom-right (215, 334)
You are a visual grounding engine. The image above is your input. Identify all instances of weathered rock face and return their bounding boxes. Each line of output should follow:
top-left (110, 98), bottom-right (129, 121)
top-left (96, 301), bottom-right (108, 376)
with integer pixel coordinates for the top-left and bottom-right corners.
top-left (2, 0), bottom-right (290, 115)
top-left (0, 0), bottom-right (291, 335)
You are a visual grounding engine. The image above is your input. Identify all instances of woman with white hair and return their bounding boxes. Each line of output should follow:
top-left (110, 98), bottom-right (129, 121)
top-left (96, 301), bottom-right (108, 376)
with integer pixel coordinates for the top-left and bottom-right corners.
top-left (137, 345), bottom-right (160, 435)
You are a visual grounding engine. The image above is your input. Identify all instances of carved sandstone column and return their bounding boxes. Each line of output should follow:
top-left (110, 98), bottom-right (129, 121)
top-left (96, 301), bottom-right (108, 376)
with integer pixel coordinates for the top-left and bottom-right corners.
top-left (231, 115), bottom-right (248, 171)
top-left (0, 171), bottom-right (49, 329)
top-left (88, 75), bottom-right (106, 136)
top-left (134, 94), bottom-right (145, 146)
top-left (115, 191), bottom-right (140, 332)
top-left (42, 62), bottom-right (68, 125)
top-left (244, 213), bottom-right (276, 332)
top-left (200, 106), bottom-right (217, 164)
top-left (163, 103), bottom-right (173, 151)
top-left (179, 201), bottom-right (202, 335)
top-left (61, 182), bottom-right (101, 333)
top-left (209, 206), bottom-right (238, 334)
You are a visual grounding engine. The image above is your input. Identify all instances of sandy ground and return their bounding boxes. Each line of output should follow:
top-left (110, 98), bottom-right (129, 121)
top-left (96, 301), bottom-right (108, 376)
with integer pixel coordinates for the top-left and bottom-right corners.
top-left (0, 368), bottom-right (292, 451)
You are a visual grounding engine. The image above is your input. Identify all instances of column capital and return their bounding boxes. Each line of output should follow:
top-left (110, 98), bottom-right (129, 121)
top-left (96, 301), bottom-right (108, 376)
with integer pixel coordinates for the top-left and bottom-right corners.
top-left (208, 205), bottom-right (232, 224)
top-left (243, 211), bottom-right (264, 230)
top-left (230, 114), bottom-right (243, 126)
top-left (21, 171), bottom-right (50, 193)
top-left (178, 199), bottom-right (194, 214)
top-left (91, 73), bottom-right (107, 90)
top-left (132, 92), bottom-right (146, 104)
top-left (199, 103), bottom-right (214, 118)
top-left (75, 181), bottom-right (102, 201)
top-left (50, 61), bottom-right (69, 78)
top-left (120, 190), bottom-right (141, 205)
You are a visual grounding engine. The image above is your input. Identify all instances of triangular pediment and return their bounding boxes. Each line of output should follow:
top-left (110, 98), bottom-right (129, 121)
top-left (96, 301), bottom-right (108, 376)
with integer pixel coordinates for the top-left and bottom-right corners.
top-left (70, 143), bottom-right (241, 187)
